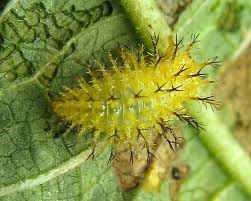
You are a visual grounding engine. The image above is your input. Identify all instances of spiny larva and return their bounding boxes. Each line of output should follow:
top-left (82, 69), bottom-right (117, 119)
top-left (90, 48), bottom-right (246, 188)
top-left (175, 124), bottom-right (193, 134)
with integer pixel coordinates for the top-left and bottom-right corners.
top-left (52, 34), bottom-right (219, 162)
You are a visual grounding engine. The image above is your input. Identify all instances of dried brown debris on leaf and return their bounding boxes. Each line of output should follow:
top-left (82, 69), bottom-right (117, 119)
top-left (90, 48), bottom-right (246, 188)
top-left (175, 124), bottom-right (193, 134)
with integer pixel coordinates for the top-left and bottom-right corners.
top-left (156, 0), bottom-right (193, 27)
top-left (216, 42), bottom-right (251, 154)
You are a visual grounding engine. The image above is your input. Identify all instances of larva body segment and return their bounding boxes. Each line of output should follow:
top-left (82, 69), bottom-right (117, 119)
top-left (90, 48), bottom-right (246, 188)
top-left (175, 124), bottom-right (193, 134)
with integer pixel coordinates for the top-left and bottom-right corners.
top-left (52, 36), bottom-right (213, 158)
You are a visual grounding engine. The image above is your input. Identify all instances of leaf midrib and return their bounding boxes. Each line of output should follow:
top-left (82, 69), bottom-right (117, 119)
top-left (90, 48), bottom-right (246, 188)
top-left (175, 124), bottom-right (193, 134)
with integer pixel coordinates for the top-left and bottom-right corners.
top-left (0, 150), bottom-right (90, 197)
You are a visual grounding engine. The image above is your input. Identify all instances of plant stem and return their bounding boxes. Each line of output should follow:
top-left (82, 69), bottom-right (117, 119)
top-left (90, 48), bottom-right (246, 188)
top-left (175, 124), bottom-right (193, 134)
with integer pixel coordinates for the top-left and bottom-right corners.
top-left (188, 104), bottom-right (251, 197)
top-left (120, 0), bottom-right (172, 52)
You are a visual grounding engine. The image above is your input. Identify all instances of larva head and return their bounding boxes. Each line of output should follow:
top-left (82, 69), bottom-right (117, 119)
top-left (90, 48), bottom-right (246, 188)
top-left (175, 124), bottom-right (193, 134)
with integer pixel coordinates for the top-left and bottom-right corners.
top-left (52, 34), bottom-right (218, 162)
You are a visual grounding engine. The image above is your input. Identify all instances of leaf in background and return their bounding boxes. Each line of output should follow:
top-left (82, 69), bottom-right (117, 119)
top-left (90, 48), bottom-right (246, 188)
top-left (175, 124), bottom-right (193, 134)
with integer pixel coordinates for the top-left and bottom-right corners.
top-left (173, 0), bottom-right (251, 201)
top-left (1, 0), bottom-right (251, 201)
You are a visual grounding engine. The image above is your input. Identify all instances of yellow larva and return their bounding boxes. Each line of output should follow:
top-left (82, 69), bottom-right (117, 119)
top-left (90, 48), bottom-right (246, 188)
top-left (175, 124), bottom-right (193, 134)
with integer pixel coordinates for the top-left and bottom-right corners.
top-left (52, 35), bottom-right (218, 161)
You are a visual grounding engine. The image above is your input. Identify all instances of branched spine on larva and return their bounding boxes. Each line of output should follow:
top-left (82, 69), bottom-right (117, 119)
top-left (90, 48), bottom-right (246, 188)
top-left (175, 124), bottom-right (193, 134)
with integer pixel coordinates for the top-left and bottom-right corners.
top-left (52, 34), bottom-right (219, 162)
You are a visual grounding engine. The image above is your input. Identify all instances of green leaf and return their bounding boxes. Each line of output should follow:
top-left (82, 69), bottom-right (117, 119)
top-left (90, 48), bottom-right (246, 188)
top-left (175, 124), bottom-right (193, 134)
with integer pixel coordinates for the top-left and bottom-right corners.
top-left (1, 0), bottom-right (251, 201)
top-left (0, 0), bottom-right (139, 200)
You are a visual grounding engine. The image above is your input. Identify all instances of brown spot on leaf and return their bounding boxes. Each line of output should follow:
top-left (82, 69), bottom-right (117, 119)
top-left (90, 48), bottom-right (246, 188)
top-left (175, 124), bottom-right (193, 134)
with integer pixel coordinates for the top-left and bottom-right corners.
top-left (141, 128), bottom-right (185, 193)
top-left (112, 148), bottom-right (149, 191)
top-left (112, 128), bottom-right (185, 192)
top-left (216, 42), bottom-right (251, 154)
top-left (156, 0), bottom-right (193, 28)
